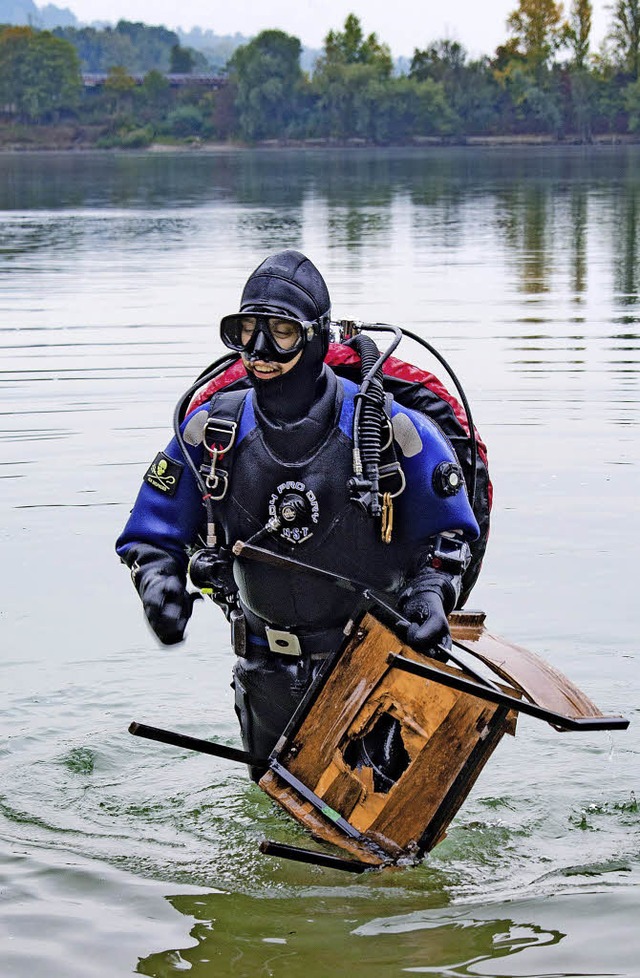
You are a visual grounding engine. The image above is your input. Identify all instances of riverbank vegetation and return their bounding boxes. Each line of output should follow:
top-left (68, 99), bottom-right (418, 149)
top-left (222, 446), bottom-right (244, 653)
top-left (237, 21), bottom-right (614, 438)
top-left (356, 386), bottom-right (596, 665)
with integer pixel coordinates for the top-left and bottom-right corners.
top-left (2, 3), bottom-right (640, 148)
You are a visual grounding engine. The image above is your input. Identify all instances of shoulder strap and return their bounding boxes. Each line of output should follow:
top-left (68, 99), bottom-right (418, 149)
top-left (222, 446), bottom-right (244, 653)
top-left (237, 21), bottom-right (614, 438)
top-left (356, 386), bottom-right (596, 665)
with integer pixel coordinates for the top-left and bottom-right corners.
top-left (199, 389), bottom-right (249, 502)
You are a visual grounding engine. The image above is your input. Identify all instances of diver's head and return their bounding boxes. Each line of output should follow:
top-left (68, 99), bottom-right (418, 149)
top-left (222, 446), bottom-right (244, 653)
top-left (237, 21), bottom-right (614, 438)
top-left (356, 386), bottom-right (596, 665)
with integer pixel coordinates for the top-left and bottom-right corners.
top-left (220, 250), bottom-right (331, 370)
top-left (220, 250), bottom-right (331, 418)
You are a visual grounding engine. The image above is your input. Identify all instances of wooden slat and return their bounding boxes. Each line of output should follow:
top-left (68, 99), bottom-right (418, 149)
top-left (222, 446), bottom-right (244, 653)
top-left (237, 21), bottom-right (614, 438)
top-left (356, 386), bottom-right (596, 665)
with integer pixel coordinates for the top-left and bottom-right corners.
top-left (449, 613), bottom-right (602, 719)
top-left (263, 614), bottom-right (515, 860)
top-left (417, 705), bottom-right (513, 852)
top-left (259, 769), bottom-right (389, 865)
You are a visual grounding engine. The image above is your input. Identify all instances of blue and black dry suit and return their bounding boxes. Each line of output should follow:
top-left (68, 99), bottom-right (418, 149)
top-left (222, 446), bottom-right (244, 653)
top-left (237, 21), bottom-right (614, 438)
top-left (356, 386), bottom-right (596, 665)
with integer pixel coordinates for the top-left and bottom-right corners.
top-left (116, 364), bottom-right (480, 771)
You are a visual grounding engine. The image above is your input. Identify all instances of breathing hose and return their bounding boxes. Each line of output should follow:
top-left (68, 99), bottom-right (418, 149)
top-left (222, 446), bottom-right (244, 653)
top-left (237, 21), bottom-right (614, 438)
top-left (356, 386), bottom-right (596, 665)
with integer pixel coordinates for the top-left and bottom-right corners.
top-left (344, 323), bottom-right (478, 509)
top-left (345, 333), bottom-right (386, 516)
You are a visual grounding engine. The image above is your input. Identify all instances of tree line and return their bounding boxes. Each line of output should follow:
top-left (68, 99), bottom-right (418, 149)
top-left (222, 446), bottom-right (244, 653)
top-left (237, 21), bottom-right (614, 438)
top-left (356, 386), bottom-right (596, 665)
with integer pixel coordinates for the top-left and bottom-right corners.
top-left (2, 4), bottom-right (640, 145)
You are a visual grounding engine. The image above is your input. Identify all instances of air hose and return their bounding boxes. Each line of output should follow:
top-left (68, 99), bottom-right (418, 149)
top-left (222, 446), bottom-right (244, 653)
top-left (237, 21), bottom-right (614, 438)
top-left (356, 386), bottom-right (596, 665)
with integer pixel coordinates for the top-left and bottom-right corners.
top-left (344, 325), bottom-right (403, 518)
top-left (346, 333), bottom-right (385, 515)
top-left (342, 322), bottom-right (478, 509)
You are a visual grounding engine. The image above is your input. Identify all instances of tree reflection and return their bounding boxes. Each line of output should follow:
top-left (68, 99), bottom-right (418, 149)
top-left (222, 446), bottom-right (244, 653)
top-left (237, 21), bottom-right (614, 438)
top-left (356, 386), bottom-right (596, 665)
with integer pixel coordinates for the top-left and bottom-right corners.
top-left (613, 187), bottom-right (640, 307)
top-left (496, 184), bottom-right (551, 295)
top-left (571, 185), bottom-right (588, 301)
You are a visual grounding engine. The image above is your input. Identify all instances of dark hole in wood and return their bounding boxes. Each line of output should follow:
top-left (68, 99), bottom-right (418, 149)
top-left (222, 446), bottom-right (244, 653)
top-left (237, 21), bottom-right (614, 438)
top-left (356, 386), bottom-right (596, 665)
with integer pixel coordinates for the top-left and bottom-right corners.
top-left (343, 713), bottom-right (411, 793)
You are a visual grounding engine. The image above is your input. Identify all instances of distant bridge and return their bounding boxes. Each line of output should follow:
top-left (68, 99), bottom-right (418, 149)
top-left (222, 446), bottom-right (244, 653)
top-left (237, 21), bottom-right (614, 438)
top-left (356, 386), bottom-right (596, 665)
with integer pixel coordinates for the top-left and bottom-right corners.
top-left (81, 73), bottom-right (226, 89)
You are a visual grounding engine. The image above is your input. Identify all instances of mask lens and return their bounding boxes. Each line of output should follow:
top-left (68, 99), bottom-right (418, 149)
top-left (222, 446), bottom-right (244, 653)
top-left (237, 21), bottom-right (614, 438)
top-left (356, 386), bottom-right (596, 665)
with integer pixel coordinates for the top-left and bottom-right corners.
top-left (220, 314), bottom-right (257, 351)
top-left (266, 318), bottom-right (304, 352)
top-left (220, 314), bottom-right (307, 356)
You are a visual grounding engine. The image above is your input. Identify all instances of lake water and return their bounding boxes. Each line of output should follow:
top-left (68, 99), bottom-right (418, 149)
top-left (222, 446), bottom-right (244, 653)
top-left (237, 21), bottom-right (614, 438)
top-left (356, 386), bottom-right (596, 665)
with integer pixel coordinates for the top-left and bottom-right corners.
top-left (0, 147), bottom-right (638, 978)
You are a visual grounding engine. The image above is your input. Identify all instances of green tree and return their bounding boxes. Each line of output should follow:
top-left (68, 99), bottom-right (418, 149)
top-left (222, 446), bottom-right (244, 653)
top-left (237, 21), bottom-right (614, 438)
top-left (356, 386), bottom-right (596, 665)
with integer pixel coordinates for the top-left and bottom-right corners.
top-left (410, 40), bottom-right (503, 134)
top-left (0, 25), bottom-right (81, 121)
top-left (623, 76), bottom-right (640, 125)
top-left (608, 0), bottom-right (640, 78)
top-left (165, 104), bottom-right (204, 136)
top-left (316, 13), bottom-right (393, 77)
top-left (54, 21), bottom-right (205, 73)
top-left (169, 43), bottom-right (195, 74)
top-left (311, 15), bottom-right (397, 139)
top-left (381, 76), bottom-right (455, 140)
top-left (563, 0), bottom-right (594, 139)
top-left (228, 29), bottom-right (303, 140)
top-left (103, 64), bottom-right (136, 114)
top-left (410, 39), bottom-right (467, 84)
top-left (135, 68), bottom-right (171, 123)
top-left (565, 0), bottom-right (592, 67)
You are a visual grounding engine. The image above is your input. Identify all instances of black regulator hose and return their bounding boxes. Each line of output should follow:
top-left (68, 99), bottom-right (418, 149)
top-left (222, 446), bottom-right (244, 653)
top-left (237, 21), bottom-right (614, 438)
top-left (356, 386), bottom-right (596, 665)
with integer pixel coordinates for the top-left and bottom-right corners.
top-left (396, 326), bottom-right (478, 507)
top-left (346, 333), bottom-right (385, 515)
top-left (344, 323), bottom-right (477, 508)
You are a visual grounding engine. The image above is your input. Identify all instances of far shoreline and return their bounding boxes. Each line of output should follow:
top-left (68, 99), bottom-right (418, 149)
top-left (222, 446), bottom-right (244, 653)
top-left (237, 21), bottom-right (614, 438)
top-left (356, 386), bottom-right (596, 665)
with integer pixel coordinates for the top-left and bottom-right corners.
top-left (1, 131), bottom-right (640, 154)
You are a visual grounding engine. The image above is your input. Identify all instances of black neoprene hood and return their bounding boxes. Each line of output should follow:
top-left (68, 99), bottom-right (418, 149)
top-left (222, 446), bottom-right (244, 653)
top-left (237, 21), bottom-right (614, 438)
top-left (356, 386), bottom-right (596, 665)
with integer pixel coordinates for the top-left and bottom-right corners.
top-left (239, 250), bottom-right (331, 323)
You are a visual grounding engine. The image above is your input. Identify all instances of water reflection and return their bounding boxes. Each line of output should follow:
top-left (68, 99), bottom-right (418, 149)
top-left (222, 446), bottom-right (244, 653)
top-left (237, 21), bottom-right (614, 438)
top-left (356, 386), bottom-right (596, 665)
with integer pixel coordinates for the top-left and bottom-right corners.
top-left (237, 211), bottom-right (303, 251)
top-left (518, 187), bottom-right (551, 295)
top-left (613, 189), bottom-right (640, 306)
top-left (1, 146), bottom-right (638, 978)
top-left (0, 145), bottom-right (638, 211)
top-left (1, 148), bottom-right (640, 324)
top-left (570, 187), bottom-right (588, 300)
top-left (327, 205), bottom-right (392, 252)
top-left (136, 893), bottom-right (565, 977)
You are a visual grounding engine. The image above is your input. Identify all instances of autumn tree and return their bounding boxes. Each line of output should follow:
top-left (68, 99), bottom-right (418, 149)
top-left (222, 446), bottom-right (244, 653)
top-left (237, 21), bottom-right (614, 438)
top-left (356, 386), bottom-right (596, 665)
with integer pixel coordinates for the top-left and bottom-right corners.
top-left (492, 0), bottom-right (567, 134)
top-left (103, 64), bottom-right (136, 114)
top-left (506, 0), bottom-right (565, 75)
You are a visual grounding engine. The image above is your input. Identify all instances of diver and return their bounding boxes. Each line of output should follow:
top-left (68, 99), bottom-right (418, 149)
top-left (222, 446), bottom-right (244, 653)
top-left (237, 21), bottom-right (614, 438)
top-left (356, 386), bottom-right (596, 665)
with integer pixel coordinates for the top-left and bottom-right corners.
top-left (116, 250), bottom-right (483, 778)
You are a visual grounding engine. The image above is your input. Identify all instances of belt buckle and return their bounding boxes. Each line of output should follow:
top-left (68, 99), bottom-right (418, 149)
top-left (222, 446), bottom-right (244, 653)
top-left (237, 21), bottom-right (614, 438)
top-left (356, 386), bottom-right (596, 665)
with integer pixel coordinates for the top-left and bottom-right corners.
top-left (265, 626), bottom-right (301, 656)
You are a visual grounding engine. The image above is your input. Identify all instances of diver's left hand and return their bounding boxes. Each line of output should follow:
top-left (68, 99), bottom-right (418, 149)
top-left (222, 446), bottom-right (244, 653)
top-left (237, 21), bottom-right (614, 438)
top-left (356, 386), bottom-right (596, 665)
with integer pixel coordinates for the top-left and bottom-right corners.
top-left (401, 589), bottom-right (450, 656)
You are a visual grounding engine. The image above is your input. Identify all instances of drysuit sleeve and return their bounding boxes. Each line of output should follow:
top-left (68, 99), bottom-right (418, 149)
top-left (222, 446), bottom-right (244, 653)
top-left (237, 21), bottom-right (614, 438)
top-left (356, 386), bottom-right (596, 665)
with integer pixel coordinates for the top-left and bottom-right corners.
top-left (390, 402), bottom-right (479, 648)
top-left (391, 402), bottom-right (480, 546)
top-left (115, 407), bottom-right (209, 570)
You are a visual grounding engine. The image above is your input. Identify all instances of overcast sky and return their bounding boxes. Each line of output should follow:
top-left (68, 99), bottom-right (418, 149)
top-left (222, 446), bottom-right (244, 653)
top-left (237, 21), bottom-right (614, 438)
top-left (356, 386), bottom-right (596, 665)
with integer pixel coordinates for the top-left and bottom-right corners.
top-left (63, 0), bottom-right (612, 60)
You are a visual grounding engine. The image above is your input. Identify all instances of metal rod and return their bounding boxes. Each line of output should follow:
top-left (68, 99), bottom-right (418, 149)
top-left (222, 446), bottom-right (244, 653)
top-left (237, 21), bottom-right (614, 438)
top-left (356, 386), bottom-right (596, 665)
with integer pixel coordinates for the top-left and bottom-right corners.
top-left (270, 759), bottom-right (364, 840)
top-left (259, 840), bottom-right (375, 873)
top-left (233, 540), bottom-right (359, 592)
top-left (234, 542), bottom-right (502, 690)
top-left (129, 721), bottom-right (266, 767)
top-left (386, 655), bottom-right (630, 731)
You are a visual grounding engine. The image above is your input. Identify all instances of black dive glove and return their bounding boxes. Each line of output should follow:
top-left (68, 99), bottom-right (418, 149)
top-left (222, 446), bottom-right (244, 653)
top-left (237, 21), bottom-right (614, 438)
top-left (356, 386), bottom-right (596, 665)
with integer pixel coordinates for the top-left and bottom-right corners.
top-left (399, 541), bottom-right (464, 657)
top-left (188, 548), bottom-right (239, 621)
top-left (125, 544), bottom-right (196, 645)
top-left (400, 587), bottom-right (451, 657)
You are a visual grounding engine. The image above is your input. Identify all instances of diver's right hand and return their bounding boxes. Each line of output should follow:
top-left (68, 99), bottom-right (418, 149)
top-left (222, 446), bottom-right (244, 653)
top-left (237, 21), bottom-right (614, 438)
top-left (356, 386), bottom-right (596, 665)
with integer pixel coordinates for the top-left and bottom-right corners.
top-left (127, 545), bottom-right (194, 645)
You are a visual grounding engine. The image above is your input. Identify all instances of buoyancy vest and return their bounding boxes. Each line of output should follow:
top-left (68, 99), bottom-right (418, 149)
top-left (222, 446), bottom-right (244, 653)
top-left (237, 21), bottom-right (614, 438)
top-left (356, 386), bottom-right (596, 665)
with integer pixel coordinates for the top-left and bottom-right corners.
top-left (187, 343), bottom-right (492, 606)
top-left (196, 371), bottom-right (479, 643)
